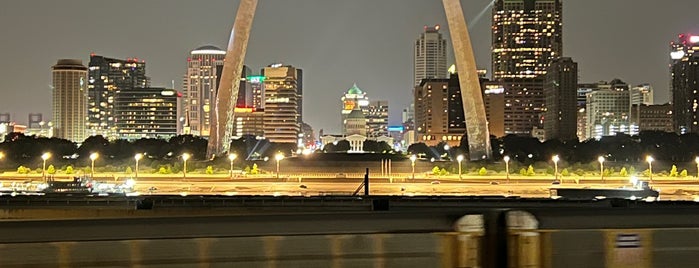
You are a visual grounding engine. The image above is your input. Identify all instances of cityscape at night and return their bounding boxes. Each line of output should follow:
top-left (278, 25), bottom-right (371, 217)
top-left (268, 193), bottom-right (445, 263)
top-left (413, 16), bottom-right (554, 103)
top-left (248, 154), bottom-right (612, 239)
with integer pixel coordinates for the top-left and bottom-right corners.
top-left (2, 0), bottom-right (699, 266)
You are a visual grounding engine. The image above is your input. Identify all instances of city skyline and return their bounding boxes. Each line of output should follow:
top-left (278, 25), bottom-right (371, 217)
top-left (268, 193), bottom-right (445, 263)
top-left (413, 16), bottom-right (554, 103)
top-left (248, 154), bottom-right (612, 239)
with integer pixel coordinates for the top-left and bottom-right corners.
top-left (1, 0), bottom-right (699, 134)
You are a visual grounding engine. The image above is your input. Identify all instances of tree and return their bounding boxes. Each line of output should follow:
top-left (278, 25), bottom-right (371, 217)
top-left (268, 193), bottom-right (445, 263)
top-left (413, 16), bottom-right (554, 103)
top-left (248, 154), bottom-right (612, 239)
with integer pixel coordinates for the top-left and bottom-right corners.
top-left (519, 168), bottom-right (527, 176)
top-left (681, 169), bottom-right (688, 178)
top-left (619, 167), bottom-right (628, 177)
top-left (526, 165), bottom-right (535, 176)
top-left (125, 166), bottom-right (132, 174)
top-left (47, 165), bottom-right (56, 175)
top-left (206, 165), bottom-right (214, 175)
top-left (432, 166), bottom-right (441, 175)
top-left (478, 167), bottom-right (487, 176)
top-left (17, 166), bottom-right (28, 174)
top-left (440, 168), bottom-right (449, 176)
top-left (251, 163), bottom-right (259, 175)
top-left (244, 166), bottom-right (251, 174)
top-left (65, 166), bottom-right (74, 175)
top-left (670, 165), bottom-right (679, 177)
top-left (603, 168), bottom-right (611, 177)
top-left (628, 166), bottom-right (636, 175)
top-left (561, 168), bottom-right (569, 177)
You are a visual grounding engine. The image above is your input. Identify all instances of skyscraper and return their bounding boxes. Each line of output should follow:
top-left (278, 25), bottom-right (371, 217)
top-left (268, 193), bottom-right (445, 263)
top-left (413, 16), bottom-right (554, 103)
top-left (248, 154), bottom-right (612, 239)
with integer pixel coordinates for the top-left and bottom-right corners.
top-left (414, 25), bottom-right (448, 87)
top-left (52, 59), bottom-right (88, 142)
top-left (88, 54), bottom-right (148, 139)
top-left (263, 64), bottom-right (301, 144)
top-left (671, 34), bottom-right (699, 134)
top-left (182, 46), bottom-right (226, 137)
top-left (491, 0), bottom-right (563, 135)
top-left (543, 57), bottom-right (578, 141)
top-left (341, 84), bottom-right (369, 134)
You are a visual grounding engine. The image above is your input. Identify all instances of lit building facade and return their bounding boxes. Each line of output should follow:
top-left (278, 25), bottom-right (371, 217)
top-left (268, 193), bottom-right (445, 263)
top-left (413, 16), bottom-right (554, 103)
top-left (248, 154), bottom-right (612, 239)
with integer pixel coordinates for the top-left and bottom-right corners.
top-left (414, 76), bottom-right (464, 146)
top-left (232, 107), bottom-right (264, 138)
top-left (262, 64), bottom-right (301, 144)
top-left (631, 104), bottom-right (673, 133)
top-left (182, 45), bottom-right (226, 137)
top-left (366, 100), bottom-right (389, 138)
top-left (585, 80), bottom-right (633, 139)
top-left (340, 84), bottom-right (369, 134)
top-left (52, 59), bottom-right (88, 142)
top-left (114, 88), bottom-right (178, 140)
top-left (671, 34), bottom-right (699, 134)
top-left (492, 0), bottom-right (563, 136)
top-left (543, 57), bottom-right (578, 141)
top-left (414, 25), bottom-right (448, 87)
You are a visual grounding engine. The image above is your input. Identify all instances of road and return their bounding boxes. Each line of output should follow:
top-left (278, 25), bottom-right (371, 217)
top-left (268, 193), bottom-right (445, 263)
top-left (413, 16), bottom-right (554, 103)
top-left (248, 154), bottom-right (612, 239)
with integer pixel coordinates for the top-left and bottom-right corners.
top-left (2, 174), bottom-right (699, 200)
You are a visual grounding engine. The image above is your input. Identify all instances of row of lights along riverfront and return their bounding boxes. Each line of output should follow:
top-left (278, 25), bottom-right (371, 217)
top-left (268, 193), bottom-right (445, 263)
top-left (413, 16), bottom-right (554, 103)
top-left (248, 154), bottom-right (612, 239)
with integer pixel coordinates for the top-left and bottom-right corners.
top-left (7, 152), bottom-right (699, 182)
top-left (8, 152), bottom-right (247, 182)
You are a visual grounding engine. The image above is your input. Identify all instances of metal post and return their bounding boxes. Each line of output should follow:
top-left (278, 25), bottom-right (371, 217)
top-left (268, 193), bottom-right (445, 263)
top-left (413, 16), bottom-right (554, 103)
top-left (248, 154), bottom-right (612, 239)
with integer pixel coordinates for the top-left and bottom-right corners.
top-left (364, 168), bottom-right (369, 196)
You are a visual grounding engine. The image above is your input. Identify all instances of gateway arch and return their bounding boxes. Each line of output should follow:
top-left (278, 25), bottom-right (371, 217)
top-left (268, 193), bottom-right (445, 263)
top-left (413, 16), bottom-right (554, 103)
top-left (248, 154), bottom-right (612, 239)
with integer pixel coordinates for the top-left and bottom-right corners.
top-left (207, 0), bottom-right (492, 160)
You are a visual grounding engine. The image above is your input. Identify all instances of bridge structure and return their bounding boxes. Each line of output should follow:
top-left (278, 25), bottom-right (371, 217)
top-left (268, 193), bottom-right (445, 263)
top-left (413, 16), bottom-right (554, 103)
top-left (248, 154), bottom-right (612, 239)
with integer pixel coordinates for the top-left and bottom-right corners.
top-left (206, 0), bottom-right (491, 160)
top-left (2, 195), bottom-right (699, 267)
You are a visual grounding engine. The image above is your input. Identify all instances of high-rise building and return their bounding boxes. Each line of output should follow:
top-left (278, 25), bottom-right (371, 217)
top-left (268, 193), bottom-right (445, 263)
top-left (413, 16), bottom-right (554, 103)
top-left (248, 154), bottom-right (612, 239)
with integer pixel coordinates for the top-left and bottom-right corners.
top-left (414, 76), bottom-right (465, 146)
top-left (232, 107), bottom-right (264, 138)
top-left (543, 57), bottom-right (578, 141)
top-left (631, 104), bottom-right (673, 133)
top-left (491, 0), bottom-right (563, 135)
top-left (52, 59), bottom-right (88, 142)
top-left (671, 34), bottom-right (699, 134)
top-left (182, 46), bottom-right (226, 137)
top-left (414, 25), bottom-right (448, 87)
top-left (114, 88), bottom-right (178, 140)
top-left (341, 84), bottom-right (369, 134)
top-left (247, 75), bottom-right (266, 109)
top-left (88, 54), bottom-right (148, 139)
top-left (366, 100), bottom-right (389, 138)
top-left (263, 64), bottom-right (301, 144)
top-left (585, 80), bottom-right (633, 139)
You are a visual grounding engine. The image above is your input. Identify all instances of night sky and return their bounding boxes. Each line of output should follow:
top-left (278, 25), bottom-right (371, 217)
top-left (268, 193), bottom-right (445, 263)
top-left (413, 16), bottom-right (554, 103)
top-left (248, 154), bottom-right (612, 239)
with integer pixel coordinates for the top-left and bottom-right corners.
top-left (1, 0), bottom-right (698, 134)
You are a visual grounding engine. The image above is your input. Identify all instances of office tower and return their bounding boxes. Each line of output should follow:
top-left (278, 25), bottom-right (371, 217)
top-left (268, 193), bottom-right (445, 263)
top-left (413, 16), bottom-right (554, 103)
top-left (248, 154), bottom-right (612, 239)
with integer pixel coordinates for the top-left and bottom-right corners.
top-left (491, 0), bottom-right (562, 135)
top-left (414, 25), bottom-right (448, 87)
top-left (671, 34), bottom-right (699, 134)
top-left (414, 75), bottom-right (466, 146)
top-left (114, 88), bottom-right (178, 140)
top-left (631, 104), bottom-right (673, 133)
top-left (88, 54), bottom-right (148, 139)
top-left (543, 57), bottom-right (578, 140)
top-left (182, 46), bottom-right (226, 137)
top-left (340, 84), bottom-right (369, 134)
top-left (52, 59), bottom-right (88, 142)
top-left (585, 80), bottom-right (632, 139)
top-left (232, 107), bottom-right (264, 138)
top-left (234, 66), bottom-right (253, 108)
top-left (365, 100), bottom-right (389, 138)
top-left (483, 82), bottom-right (506, 137)
top-left (263, 64), bottom-right (301, 143)
top-left (247, 75), bottom-right (265, 109)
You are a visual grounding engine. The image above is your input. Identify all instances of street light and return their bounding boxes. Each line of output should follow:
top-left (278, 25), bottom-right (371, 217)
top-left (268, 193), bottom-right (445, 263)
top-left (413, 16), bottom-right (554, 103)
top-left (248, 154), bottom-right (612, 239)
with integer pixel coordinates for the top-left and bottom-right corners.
top-left (275, 153), bottom-right (284, 179)
top-left (410, 155), bottom-right (417, 180)
top-left (456, 155), bottom-right (464, 180)
top-left (552, 155), bottom-right (560, 183)
top-left (598, 156), bottom-right (605, 183)
top-left (134, 153), bottom-right (143, 179)
top-left (89, 153), bottom-right (99, 178)
top-left (695, 157), bottom-right (699, 180)
top-left (228, 153), bottom-right (237, 178)
top-left (182, 153), bottom-right (190, 180)
top-left (646, 155), bottom-right (654, 182)
top-left (41, 152), bottom-right (51, 182)
top-left (503, 156), bottom-right (511, 183)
